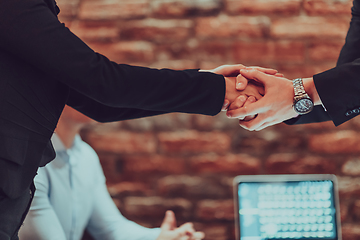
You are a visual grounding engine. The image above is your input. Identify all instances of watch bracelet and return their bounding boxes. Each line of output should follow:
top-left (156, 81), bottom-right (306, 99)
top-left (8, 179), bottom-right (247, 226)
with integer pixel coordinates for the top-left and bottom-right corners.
top-left (292, 78), bottom-right (306, 96)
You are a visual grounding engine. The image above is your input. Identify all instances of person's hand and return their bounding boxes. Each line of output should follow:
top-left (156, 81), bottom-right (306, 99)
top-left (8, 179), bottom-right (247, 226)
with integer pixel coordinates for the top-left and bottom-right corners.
top-left (227, 80), bottom-right (264, 121)
top-left (205, 64), bottom-right (280, 90)
top-left (226, 68), bottom-right (298, 131)
top-left (156, 211), bottom-right (205, 240)
top-left (235, 66), bottom-right (284, 91)
top-left (200, 64), bottom-right (280, 110)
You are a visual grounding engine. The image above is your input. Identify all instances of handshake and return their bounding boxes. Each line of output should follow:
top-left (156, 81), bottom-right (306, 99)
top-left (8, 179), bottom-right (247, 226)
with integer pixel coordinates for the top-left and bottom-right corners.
top-left (204, 64), bottom-right (318, 131)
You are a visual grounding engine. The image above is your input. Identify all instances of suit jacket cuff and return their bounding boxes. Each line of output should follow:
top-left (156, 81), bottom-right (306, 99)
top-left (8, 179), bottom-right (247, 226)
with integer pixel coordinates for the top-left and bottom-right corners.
top-left (313, 64), bottom-right (360, 126)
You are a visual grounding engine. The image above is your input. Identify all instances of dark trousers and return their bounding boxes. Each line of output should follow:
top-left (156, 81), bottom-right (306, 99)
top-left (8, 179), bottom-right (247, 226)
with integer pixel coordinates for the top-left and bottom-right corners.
top-left (0, 183), bottom-right (34, 240)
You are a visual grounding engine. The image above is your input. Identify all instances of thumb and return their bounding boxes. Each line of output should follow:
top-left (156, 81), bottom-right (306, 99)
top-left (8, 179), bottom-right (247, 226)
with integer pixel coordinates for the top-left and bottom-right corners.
top-left (216, 64), bottom-right (245, 76)
top-left (240, 68), bottom-right (270, 86)
top-left (160, 210), bottom-right (177, 231)
top-left (235, 74), bottom-right (248, 90)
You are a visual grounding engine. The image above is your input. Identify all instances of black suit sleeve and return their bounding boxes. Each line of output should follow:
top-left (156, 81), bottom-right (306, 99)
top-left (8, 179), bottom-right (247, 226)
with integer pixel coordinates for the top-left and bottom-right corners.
top-left (66, 89), bottom-right (167, 123)
top-left (0, 0), bottom-right (225, 117)
top-left (287, 0), bottom-right (360, 126)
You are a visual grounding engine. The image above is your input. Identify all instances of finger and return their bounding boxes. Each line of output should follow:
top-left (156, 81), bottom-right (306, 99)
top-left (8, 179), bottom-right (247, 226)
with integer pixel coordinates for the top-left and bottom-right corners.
top-left (247, 66), bottom-right (278, 75)
top-left (235, 74), bottom-right (248, 90)
top-left (239, 69), bottom-right (271, 86)
top-left (179, 236), bottom-right (190, 240)
top-left (228, 95), bottom-right (248, 110)
top-left (215, 64), bottom-right (246, 76)
top-left (242, 96), bottom-right (257, 121)
top-left (177, 222), bottom-right (195, 235)
top-left (239, 113), bottom-right (270, 131)
top-left (160, 210), bottom-right (177, 231)
top-left (191, 231), bottom-right (205, 240)
top-left (202, 64), bottom-right (246, 76)
top-left (227, 99), bottom-right (265, 119)
top-left (275, 73), bottom-right (284, 77)
top-left (221, 99), bottom-right (230, 111)
top-left (255, 121), bottom-right (273, 131)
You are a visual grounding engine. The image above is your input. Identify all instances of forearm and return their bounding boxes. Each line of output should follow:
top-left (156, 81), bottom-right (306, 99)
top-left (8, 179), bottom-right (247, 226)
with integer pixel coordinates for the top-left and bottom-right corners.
top-left (88, 182), bottom-right (161, 240)
top-left (0, 0), bottom-right (225, 116)
top-left (67, 90), bottom-right (167, 123)
top-left (293, 0), bottom-right (360, 126)
top-left (312, 61), bottom-right (360, 126)
top-left (303, 77), bottom-right (322, 106)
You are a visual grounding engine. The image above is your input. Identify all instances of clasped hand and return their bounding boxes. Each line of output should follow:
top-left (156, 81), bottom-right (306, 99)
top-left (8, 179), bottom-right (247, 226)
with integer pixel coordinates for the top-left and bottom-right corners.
top-left (206, 65), bottom-right (299, 131)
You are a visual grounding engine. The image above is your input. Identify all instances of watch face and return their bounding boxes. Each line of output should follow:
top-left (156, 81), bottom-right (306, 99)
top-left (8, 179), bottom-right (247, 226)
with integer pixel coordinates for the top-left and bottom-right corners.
top-left (294, 98), bottom-right (314, 115)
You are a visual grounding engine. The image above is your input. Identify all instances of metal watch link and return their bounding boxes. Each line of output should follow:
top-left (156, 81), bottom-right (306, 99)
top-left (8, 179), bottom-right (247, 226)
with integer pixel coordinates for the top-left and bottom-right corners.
top-left (292, 78), bottom-right (314, 115)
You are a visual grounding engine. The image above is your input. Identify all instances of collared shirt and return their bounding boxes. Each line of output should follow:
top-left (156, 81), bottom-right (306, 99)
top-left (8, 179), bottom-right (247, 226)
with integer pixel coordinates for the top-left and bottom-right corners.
top-left (19, 134), bottom-right (161, 240)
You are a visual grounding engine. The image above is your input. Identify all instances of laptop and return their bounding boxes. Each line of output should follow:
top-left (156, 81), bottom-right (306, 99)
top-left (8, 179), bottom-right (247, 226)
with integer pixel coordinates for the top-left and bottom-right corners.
top-left (233, 174), bottom-right (341, 240)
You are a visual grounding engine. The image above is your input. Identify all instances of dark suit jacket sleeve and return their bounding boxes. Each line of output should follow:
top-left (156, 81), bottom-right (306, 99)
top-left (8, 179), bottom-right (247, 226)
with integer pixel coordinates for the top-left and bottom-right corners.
top-left (0, 0), bottom-right (225, 117)
top-left (286, 0), bottom-right (360, 126)
top-left (67, 89), bottom-right (168, 123)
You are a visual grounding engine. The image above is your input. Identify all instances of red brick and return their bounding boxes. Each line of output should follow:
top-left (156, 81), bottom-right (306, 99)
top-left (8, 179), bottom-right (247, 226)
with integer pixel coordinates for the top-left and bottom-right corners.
top-left (69, 21), bottom-right (119, 42)
top-left (341, 224), bottom-right (360, 240)
top-left (157, 175), bottom-right (229, 198)
top-left (193, 114), bottom-right (239, 131)
top-left (57, 0), bottom-right (81, 20)
top-left (88, 41), bottom-right (155, 63)
top-left (266, 154), bottom-right (337, 174)
top-left (154, 42), bottom-right (193, 61)
top-left (97, 154), bottom-right (119, 183)
top-left (107, 182), bottom-right (150, 197)
top-left (304, 0), bottom-right (352, 16)
top-left (342, 158), bottom-right (360, 176)
top-left (196, 199), bottom-right (234, 220)
top-left (84, 130), bottom-right (157, 154)
top-left (351, 199), bottom-right (360, 220)
top-left (122, 155), bottom-right (186, 174)
top-left (151, 0), bottom-right (221, 17)
top-left (265, 153), bottom-right (299, 173)
top-left (338, 176), bottom-right (360, 198)
top-left (191, 40), bottom-right (230, 62)
top-left (232, 40), bottom-right (305, 63)
top-left (158, 131), bottom-right (231, 154)
top-left (124, 196), bottom-right (192, 219)
top-left (78, 0), bottom-right (150, 20)
top-left (111, 198), bottom-right (122, 210)
top-left (296, 156), bottom-right (338, 174)
top-left (196, 16), bottom-right (270, 39)
top-left (271, 17), bottom-right (349, 39)
top-left (309, 130), bottom-right (360, 154)
top-left (120, 19), bottom-right (192, 42)
top-left (349, 114), bottom-right (360, 130)
top-left (191, 153), bottom-right (260, 174)
top-left (226, 0), bottom-right (301, 15)
top-left (340, 201), bottom-right (349, 222)
top-left (309, 40), bottom-right (345, 61)
top-left (276, 63), bottom-right (337, 80)
top-left (121, 113), bottom-right (192, 131)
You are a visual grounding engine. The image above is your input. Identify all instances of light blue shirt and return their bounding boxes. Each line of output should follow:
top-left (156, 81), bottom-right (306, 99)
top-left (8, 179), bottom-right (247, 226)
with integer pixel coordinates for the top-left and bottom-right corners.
top-left (19, 134), bottom-right (161, 240)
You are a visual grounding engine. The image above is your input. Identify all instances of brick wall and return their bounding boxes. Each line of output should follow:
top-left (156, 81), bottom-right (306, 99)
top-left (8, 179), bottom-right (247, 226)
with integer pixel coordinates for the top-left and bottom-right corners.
top-left (55, 0), bottom-right (360, 239)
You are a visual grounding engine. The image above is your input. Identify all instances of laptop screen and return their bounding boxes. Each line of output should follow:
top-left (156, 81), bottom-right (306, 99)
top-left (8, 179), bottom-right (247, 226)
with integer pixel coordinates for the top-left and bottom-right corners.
top-left (234, 175), bottom-right (341, 240)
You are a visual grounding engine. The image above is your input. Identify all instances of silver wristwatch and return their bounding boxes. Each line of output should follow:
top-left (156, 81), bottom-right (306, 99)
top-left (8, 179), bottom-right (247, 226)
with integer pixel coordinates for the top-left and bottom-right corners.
top-left (292, 78), bottom-right (314, 115)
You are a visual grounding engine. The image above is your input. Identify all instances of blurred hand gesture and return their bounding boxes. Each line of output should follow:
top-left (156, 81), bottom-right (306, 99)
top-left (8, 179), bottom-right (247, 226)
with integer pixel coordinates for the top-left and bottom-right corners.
top-left (156, 211), bottom-right (205, 240)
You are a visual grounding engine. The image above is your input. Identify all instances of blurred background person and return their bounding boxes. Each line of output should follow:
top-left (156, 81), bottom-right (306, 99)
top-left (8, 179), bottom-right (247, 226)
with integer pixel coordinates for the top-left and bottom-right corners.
top-left (19, 105), bottom-right (205, 240)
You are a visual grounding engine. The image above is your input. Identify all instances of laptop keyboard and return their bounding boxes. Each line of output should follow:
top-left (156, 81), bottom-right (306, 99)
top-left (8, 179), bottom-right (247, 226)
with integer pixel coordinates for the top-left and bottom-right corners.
top-left (256, 183), bottom-right (335, 239)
